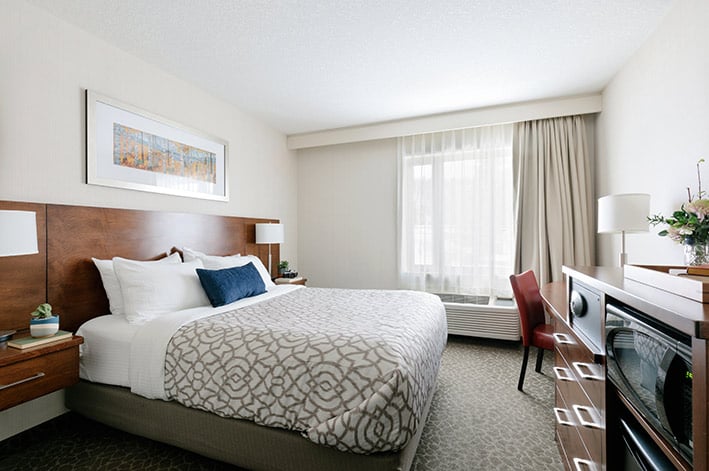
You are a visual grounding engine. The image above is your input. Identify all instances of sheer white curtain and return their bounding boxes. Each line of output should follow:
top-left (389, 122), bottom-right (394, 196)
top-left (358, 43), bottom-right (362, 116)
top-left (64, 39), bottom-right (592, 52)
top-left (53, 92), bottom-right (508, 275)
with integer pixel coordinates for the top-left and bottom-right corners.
top-left (398, 124), bottom-right (514, 298)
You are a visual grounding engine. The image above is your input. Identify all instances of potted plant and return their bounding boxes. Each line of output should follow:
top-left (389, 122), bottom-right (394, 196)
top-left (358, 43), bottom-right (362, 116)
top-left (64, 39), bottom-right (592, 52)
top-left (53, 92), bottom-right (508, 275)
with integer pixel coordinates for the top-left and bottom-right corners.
top-left (278, 260), bottom-right (289, 275)
top-left (30, 303), bottom-right (59, 338)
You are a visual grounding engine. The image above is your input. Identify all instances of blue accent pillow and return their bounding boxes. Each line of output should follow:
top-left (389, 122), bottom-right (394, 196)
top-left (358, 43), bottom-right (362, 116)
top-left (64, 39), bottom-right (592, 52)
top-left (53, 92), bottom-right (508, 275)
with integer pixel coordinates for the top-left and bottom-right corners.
top-left (196, 262), bottom-right (267, 307)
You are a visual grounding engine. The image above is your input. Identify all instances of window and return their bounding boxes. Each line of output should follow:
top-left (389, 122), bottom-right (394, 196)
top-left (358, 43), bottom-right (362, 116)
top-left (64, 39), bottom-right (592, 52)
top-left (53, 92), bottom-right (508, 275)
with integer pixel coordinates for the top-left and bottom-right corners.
top-left (398, 124), bottom-right (514, 298)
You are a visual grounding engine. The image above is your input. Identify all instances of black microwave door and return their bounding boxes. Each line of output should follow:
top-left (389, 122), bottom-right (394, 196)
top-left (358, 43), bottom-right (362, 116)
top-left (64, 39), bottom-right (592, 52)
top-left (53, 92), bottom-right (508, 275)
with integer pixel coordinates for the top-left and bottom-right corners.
top-left (656, 348), bottom-right (693, 456)
top-left (607, 327), bottom-right (665, 421)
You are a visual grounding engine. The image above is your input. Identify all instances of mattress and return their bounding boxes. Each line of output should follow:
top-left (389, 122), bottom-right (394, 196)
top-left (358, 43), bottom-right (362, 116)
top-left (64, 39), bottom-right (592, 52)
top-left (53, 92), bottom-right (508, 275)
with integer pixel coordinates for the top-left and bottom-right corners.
top-left (77, 314), bottom-right (139, 387)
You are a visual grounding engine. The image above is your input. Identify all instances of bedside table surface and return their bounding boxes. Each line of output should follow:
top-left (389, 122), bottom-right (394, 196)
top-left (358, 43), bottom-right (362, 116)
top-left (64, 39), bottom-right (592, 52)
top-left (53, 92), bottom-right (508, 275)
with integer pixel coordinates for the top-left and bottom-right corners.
top-left (0, 335), bottom-right (83, 368)
top-left (274, 277), bottom-right (307, 285)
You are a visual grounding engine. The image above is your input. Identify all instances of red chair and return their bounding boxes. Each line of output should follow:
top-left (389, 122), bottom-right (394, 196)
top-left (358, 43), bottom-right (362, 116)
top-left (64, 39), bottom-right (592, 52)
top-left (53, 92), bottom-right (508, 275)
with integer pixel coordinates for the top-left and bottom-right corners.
top-left (509, 270), bottom-right (555, 391)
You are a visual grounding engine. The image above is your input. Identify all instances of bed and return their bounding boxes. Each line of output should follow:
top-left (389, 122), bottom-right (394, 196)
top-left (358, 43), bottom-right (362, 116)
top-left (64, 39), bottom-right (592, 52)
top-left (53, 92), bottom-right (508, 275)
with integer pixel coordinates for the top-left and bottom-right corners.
top-left (29, 203), bottom-right (448, 471)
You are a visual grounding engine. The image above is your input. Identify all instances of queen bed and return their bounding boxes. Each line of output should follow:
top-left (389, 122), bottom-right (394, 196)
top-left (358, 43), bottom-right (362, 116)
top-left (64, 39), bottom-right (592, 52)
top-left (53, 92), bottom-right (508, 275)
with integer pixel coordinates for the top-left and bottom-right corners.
top-left (29, 203), bottom-right (448, 471)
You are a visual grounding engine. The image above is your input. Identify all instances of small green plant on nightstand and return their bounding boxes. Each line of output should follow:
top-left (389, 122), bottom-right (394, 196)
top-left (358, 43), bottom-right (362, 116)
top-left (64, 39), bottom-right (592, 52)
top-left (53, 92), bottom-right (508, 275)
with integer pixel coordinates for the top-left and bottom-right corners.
top-left (278, 260), bottom-right (289, 275)
top-left (31, 303), bottom-right (54, 319)
top-left (30, 303), bottom-right (59, 338)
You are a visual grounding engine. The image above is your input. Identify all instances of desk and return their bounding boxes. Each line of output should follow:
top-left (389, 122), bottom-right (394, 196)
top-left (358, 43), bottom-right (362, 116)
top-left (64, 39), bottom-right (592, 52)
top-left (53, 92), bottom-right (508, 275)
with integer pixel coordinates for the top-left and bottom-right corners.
top-left (540, 280), bottom-right (566, 321)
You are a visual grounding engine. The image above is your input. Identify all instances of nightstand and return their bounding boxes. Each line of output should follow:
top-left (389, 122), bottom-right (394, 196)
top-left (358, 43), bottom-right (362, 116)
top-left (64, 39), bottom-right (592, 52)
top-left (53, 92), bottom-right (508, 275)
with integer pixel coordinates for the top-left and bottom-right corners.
top-left (274, 276), bottom-right (307, 286)
top-left (0, 335), bottom-right (83, 411)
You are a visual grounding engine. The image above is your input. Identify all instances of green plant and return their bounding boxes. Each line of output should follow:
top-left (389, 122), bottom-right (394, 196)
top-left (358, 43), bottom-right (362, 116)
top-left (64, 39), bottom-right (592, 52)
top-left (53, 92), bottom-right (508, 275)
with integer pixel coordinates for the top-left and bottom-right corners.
top-left (649, 159), bottom-right (709, 245)
top-left (31, 303), bottom-right (54, 319)
top-left (278, 260), bottom-right (289, 271)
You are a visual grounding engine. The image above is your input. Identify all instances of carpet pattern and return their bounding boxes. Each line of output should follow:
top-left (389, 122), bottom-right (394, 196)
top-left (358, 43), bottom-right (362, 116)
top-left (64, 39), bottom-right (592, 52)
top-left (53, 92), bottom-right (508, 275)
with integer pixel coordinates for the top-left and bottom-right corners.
top-left (0, 336), bottom-right (561, 470)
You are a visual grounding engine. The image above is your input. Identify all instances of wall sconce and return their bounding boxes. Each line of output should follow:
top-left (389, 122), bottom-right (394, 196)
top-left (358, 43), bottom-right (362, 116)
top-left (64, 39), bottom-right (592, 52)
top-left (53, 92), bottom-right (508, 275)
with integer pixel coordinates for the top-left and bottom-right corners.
top-left (0, 210), bottom-right (38, 257)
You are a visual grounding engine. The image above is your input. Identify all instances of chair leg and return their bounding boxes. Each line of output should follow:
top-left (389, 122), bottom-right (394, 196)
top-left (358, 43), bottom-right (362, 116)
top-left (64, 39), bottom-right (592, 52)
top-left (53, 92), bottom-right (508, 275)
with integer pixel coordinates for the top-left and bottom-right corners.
top-left (518, 346), bottom-right (530, 391)
top-left (534, 347), bottom-right (545, 373)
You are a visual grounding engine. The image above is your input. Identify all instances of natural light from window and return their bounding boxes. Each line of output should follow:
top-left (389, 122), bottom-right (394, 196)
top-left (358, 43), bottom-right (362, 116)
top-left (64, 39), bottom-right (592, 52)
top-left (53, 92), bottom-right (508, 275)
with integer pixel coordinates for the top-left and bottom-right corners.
top-left (398, 124), bottom-right (514, 298)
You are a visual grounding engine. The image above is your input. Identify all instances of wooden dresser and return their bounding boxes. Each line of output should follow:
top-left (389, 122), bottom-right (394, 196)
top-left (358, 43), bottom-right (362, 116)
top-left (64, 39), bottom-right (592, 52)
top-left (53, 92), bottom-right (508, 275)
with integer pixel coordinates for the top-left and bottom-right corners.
top-left (542, 266), bottom-right (709, 471)
top-left (543, 279), bottom-right (605, 470)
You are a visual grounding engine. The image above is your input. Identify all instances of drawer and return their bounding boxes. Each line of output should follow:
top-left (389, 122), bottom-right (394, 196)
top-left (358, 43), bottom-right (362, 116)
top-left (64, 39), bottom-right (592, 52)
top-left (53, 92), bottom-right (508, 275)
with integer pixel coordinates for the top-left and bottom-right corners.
top-left (0, 346), bottom-right (79, 411)
top-left (555, 353), bottom-right (605, 468)
top-left (554, 322), bottom-right (605, 405)
top-left (555, 385), bottom-right (595, 471)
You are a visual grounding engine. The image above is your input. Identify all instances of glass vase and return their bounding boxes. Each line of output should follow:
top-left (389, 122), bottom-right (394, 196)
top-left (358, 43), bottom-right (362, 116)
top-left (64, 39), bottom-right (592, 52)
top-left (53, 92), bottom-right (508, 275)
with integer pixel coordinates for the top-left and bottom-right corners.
top-left (684, 242), bottom-right (709, 266)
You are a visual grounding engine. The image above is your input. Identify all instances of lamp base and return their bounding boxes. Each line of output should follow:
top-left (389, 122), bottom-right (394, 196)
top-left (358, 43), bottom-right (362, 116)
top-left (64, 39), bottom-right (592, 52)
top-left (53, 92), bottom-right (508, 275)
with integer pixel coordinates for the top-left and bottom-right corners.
top-left (619, 252), bottom-right (628, 266)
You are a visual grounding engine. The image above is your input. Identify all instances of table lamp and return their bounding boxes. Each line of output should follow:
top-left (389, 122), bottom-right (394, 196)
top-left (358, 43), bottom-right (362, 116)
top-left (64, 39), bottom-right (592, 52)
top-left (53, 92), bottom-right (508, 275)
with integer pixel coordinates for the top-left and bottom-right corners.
top-left (597, 193), bottom-right (650, 266)
top-left (255, 223), bottom-right (284, 276)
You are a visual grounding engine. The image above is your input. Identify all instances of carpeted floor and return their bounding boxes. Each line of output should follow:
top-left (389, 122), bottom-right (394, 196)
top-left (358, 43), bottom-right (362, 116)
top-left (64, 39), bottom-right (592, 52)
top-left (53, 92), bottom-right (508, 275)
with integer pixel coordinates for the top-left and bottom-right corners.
top-left (0, 336), bottom-right (562, 470)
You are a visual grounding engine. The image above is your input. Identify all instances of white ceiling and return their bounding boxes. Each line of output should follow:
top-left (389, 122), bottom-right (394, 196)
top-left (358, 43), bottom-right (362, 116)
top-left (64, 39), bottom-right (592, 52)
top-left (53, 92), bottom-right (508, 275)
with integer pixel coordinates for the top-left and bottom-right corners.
top-left (28, 0), bottom-right (676, 135)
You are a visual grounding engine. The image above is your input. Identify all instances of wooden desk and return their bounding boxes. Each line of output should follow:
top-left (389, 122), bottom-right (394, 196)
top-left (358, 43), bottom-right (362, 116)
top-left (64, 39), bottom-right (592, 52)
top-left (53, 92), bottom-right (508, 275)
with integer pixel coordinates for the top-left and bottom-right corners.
top-left (540, 280), bottom-right (566, 321)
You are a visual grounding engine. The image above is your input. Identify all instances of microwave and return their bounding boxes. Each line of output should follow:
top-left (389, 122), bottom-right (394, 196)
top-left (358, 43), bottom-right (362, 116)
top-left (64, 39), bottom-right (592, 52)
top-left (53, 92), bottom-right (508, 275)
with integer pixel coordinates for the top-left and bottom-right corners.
top-left (605, 302), bottom-right (693, 464)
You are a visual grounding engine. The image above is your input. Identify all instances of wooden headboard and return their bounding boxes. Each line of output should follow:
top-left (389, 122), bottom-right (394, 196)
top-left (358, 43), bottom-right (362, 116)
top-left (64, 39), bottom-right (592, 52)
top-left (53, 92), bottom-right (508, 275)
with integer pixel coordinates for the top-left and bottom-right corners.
top-left (0, 201), bottom-right (279, 333)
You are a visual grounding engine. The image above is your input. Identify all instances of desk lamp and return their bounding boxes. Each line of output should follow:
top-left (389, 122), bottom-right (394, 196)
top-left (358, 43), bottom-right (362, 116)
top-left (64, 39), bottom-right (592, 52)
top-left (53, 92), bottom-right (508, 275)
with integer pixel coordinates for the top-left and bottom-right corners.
top-left (598, 194), bottom-right (650, 266)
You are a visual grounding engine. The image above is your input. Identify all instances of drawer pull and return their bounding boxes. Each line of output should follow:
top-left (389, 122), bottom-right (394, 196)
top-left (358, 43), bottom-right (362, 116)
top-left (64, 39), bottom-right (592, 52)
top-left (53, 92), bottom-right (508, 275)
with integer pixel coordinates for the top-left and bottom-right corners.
top-left (573, 404), bottom-right (603, 429)
top-left (553, 407), bottom-right (575, 426)
top-left (573, 458), bottom-right (596, 471)
top-left (0, 372), bottom-right (45, 391)
top-left (553, 333), bottom-right (574, 345)
top-left (572, 362), bottom-right (603, 381)
top-left (553, 366), bottom-right (574, 382)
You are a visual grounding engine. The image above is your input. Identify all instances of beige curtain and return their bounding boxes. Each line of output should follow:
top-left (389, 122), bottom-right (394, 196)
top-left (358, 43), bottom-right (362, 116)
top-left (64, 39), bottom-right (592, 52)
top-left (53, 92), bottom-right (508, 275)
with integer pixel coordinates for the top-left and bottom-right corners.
top-left (513, 115), bottom-right (594, 284)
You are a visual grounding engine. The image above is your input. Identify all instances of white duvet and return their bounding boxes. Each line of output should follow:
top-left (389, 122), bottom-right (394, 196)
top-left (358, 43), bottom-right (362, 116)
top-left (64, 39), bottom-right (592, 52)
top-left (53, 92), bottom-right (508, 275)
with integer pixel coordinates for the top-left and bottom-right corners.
top-left (77, 285), bottom-right (302, 395)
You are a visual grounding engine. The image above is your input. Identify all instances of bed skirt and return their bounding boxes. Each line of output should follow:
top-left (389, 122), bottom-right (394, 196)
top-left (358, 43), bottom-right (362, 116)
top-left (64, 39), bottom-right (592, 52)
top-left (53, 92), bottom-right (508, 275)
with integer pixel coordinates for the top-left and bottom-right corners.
top-left (65, 380), bottom-right (435, 471)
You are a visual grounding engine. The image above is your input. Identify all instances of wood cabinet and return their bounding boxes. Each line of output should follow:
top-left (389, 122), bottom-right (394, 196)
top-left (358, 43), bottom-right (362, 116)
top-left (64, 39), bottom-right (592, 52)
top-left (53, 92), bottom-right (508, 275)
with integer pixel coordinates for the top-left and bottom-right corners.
top-left (543, 266), bottom-right (709, 470)
top-left (0, 336), bottom-right (83, 411)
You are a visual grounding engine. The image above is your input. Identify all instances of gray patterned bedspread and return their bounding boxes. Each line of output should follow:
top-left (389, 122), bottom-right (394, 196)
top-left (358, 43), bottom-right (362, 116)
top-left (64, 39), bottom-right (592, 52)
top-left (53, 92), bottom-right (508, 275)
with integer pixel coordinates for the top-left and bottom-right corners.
top-left (164, 288), bottom-right (447, 453)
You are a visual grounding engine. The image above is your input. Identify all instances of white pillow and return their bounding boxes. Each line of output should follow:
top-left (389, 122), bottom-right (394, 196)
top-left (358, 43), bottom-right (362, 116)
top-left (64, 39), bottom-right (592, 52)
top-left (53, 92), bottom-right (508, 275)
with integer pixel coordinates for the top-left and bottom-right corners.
top-left (113, 258), bottom-right (210, 324)
top-left (237, 255), bottom-right (276, 288)
top-left (92, 252), bottom-right (181, 316)
top-left (182, 247), bottom-right (241, 266)
top-left (182, 248), bottom-right (274, 288)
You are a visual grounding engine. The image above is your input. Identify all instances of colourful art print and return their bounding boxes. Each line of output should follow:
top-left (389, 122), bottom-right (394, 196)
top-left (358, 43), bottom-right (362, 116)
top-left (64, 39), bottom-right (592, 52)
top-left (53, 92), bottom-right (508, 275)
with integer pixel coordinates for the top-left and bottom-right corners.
top-left (113, 123), bottom-right (217, 184)
top-left (87, 90), bottom-right (228, 201)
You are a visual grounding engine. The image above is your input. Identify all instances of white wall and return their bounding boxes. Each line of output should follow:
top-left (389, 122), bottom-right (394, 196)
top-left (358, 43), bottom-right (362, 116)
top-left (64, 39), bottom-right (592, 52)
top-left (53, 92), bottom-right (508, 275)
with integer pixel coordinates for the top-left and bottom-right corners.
top-left (0, 1), bottom-right (297, 438)
top-left (298, 138), bottom-right (399, 289)
top-left (597, 0), bottom-right (709, 266)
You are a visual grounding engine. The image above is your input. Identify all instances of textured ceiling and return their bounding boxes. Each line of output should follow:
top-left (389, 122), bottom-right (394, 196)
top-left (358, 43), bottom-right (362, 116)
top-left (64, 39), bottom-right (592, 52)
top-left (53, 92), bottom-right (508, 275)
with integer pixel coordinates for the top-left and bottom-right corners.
top-left (28, 0), bottom-right (676, 135)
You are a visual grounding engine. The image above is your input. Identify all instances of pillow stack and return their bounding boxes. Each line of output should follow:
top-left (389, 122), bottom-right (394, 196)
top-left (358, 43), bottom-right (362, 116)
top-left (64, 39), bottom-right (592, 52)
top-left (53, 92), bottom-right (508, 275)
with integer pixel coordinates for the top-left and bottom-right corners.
top-left (92, 249), bottom-right (276, 324)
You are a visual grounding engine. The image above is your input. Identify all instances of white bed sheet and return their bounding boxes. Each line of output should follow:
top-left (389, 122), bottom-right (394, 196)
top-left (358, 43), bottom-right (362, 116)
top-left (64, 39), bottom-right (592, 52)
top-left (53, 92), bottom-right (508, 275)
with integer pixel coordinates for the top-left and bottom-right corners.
top-left (76, 285), bottom-right (303, 391)
top-left (77, 315), bottom-right (140, 387)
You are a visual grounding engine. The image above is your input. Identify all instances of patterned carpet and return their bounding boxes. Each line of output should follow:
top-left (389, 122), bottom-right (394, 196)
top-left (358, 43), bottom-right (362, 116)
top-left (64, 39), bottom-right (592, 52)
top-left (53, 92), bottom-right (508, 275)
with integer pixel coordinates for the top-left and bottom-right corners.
top-left (0, 336), bottom-right (561, 470)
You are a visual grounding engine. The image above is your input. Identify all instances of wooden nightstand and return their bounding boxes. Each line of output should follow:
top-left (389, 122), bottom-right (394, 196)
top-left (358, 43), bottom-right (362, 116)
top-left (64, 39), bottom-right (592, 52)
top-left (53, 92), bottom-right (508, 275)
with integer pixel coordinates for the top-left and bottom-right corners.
top-left (274, 276), bottom-right (307, 286)
top-left (0, 335), bottom-right (83, 411)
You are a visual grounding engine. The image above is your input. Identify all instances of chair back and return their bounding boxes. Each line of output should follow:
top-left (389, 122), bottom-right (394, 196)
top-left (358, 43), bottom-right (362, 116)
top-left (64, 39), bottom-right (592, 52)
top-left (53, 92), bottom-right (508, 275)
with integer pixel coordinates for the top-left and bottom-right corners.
top-left (509, 270), bottom-right (546, 347)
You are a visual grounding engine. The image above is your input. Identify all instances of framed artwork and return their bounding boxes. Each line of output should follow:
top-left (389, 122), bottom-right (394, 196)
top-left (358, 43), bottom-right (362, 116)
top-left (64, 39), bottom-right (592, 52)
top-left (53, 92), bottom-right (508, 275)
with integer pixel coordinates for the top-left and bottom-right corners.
top-left (86, 90), bottom-right (228, 201)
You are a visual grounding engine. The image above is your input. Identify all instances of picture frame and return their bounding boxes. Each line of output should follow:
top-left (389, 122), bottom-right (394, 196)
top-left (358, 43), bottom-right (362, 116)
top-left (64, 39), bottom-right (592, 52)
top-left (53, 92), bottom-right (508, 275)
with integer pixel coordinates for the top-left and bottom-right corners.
top-left (86, 90), bottom-right (228, 201)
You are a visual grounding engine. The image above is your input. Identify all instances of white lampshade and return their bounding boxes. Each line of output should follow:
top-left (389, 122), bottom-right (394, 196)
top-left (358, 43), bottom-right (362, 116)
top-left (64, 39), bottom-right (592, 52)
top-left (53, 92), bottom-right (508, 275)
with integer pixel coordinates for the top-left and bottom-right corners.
top-left (598, 194), bottom-right (650, 234)
top-left (0, 210), bottom-right (39, 256)
top-left (255, 223), bottom-right (284, 244)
